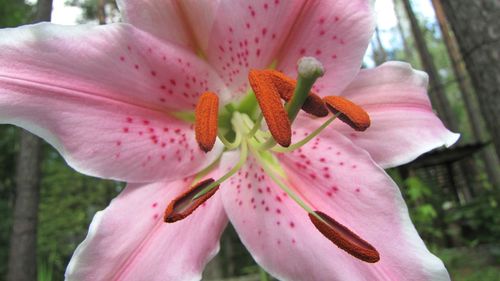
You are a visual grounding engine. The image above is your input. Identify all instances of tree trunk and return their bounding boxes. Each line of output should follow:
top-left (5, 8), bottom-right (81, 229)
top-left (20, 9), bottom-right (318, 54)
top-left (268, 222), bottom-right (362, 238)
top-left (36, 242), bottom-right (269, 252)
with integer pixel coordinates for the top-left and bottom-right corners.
top-left (6, 132), bottom-right (43, 281)
top-left (401, 0), bottom-right (480, 198)
top-left (34, 0), bottom-right (52, 22)
top-left (203, 253), bottom-right (224, 280)
top-left (401, 0), bottom-right (457, 130)
top-left (439, 0), bottom-right (500, 162)
top-left (372, 27), bottom-right (388, 65)
top-left (431, 0), bottom-right (500, 188)
top-left (392, 0), bottom-right (415, 62)
top-left (97, 0), bottom-right (106, 25)
top-left (6, 1), bottom-right (52, 281)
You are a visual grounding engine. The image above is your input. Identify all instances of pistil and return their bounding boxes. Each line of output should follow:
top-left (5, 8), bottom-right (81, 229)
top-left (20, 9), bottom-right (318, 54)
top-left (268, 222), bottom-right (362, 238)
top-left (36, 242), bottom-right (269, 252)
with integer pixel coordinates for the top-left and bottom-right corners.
top-left (255, 57), bottom-right (326, 150)
top-left (286, 57), bottom-right (325, 122)
top-left (261, 69), bottom-right (328, 117)
top-left (172, 57), bottom-right (379, 264)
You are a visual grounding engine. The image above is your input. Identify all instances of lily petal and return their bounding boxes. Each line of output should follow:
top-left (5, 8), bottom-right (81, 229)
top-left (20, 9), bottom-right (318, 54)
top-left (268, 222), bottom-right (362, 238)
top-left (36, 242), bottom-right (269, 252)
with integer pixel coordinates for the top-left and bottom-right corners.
top-left (116, 0), bottom-right (200, 50)
top-left (182, 0), bottom-right (307, 97)
top-left (168, 0), bottom-right (220, 52)
top-left (220, 140), bottom-right (450, 280)
top-left (220, 153), bottom-right (370, 280)
top-left (0, 23), bottom-right (225, 182)
top-left (281, 127), bottom-right (449, 280)
top-left (337, 62), bottom-right (459, 168)
top-left (277, 0), bottom-right (375, 96)
top-left (65, 179), bottom-right (227, 281)
top-left (0, 23), bottom-right (228, 111)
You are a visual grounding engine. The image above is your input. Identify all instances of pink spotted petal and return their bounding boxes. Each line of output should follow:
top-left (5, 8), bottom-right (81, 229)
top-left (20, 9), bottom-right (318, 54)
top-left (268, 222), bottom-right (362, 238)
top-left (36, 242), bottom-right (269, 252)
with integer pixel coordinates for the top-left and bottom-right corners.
top-left (220, 152), bottom-right (364, 280)
top-left (0, 23), bottom-right (228, 111)
top-left (220, 152), bottom-right (372, 280)
top-left (182, 0), bottom-right (307, 97)
top-left (65, 179), bottom-right (227, 281)
top-left (336, 62), bottom-right (459, 168)
top-left (276, 126), bottom-right (449, 281)
top-left (220, 143), bottom-right (450, 280)
top-left (0, 23), bottom-right (224, 182)
top-left (277, 0), bottom-right (374, 96)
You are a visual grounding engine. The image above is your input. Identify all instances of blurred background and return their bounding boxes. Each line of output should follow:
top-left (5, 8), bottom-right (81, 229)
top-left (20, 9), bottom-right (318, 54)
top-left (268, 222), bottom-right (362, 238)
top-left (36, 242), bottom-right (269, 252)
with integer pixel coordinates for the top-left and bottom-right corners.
top-left (0, 0), bottom-right (499, 280)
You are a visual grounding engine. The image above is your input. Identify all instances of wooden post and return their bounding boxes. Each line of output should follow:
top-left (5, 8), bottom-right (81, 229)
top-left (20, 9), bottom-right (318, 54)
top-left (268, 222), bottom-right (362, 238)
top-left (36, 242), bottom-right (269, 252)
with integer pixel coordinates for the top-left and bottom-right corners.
top-left (6, 1), bottom-right (52, 281)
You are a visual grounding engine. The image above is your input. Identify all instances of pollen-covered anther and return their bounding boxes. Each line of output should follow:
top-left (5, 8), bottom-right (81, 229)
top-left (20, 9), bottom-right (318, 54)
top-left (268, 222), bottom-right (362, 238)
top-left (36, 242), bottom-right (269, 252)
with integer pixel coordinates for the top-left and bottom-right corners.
top-left (195, 92), bottom-right (219, 152)
top-left (248, 70), bottom-right (291, 147)
top-left (309, 211), bottom-right (380, 263)
top-left (323, 96), bottom-right (371, 131)
top-left (164, 178), bottom-right (219, 223)
top-left (262, 70), bottom-right (328, 117)
top-left (302, 93), bottom-right (329, 117)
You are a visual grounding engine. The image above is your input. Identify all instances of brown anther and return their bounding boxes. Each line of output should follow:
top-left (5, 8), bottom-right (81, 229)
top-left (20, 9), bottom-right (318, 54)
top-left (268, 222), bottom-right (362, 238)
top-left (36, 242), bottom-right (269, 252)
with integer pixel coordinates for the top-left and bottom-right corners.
top-left (323, 96), bottom-right (370, 131)
top-left (262, 70), bottom-right (295, 100)
top-left (248, 70), bottom-right (291, 147)
top-left (309, 211), bottom-right (380, 263)
top-left (164, 178), bottom-right (219, 223)
top-left (263, 70), bottom-right (329, 117)
top-left (301, 93), bottom-right (329, 117)
top-left (195, 92), bottom-right (219, 152)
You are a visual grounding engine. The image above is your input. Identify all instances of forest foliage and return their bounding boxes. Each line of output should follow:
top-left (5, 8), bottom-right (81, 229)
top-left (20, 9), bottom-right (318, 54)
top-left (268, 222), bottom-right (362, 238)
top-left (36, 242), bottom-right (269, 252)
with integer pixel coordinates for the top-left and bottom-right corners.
top-left (0, 0), bottom-right (499, 280)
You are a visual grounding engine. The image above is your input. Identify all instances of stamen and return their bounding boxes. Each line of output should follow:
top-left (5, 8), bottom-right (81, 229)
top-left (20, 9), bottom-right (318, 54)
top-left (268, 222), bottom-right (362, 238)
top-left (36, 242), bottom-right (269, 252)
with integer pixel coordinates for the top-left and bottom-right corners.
top-left (195, 92), bottom-right (219, 152)
top-left (250, 145), bottom-right (315, 215)
top-left (193, 134), bottom-right (249, 200)
top-left (164, 178), bottom-right (219, 223)
top-left (262, 70), bottom-right (294, 100)
top-left (263, 70), bottom-right (328, 117)
top-left (301, 93), bottom-right (329, 117)
top-left (309, 211), bottom-right (380, 263)
top-left (239, 114), bottom-right (269, 144)
top-left (218, 132), bottom-right (242, 150)
top-left (251, 141), bottom-right (379, 264)
top-left (323, 96), bottom-right (370, 131)
top-left (192, 154), bottom-right (221, 183)
top-left (248, 70), bottom-right (291, 147)
top-left (272, 113), bottom-right (340, 153)
top-left (247, 114), bottom-right (264, 138)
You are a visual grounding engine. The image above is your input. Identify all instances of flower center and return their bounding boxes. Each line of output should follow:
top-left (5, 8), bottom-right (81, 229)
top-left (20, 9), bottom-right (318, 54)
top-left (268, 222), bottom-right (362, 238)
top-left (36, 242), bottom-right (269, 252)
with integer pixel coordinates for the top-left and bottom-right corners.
top-left (164, 57), bottom-right (378, 263)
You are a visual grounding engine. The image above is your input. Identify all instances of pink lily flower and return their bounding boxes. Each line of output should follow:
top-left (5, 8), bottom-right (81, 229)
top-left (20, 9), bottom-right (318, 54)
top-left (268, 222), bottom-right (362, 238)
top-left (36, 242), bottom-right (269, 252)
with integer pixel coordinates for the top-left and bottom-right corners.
top-left (0, 0), bottom-right (458, 280)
